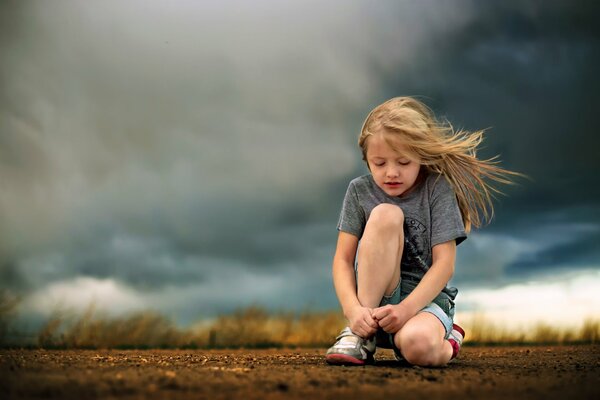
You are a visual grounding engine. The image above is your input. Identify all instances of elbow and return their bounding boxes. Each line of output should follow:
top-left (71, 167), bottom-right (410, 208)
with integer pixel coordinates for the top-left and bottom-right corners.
top-left (429, 261), bottom-right (454, 282)
top-left (448, 262), bottom-right (455, 280)
top-left (438, 261), bottom-right (455, 281)
top-left (332, 256), bottom-right (353, 275)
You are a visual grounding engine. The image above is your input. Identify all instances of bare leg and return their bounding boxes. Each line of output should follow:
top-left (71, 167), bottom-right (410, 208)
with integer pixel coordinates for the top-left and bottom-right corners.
top-left (356, 204), bottom-right (405, 309)
top-left (394, 312), bottom-right (453, 366)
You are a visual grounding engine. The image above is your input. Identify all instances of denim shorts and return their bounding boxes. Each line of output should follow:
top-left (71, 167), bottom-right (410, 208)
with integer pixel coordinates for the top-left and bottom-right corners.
top-left (375, 277), bottom-right (455, 350)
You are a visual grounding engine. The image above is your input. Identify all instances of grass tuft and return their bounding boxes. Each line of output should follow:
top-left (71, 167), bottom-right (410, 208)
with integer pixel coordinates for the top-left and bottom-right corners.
top-left (459, 313), bottom-right (600, 345)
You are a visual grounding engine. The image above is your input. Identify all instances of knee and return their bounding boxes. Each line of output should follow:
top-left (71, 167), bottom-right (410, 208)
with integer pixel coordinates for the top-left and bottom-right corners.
top-left (368, 204), bottom-right (404, 231)
top-left (395, 325), bottom-right (440, 366)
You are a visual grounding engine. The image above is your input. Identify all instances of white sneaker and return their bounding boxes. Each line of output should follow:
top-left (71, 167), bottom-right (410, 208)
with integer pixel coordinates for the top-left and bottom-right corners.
top-left (325, 327), bottom-right (376, 365)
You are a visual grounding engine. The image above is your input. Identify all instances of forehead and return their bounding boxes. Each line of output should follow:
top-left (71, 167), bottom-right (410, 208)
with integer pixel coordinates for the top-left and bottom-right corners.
top-left (366, 133), bottom-right (411, 157)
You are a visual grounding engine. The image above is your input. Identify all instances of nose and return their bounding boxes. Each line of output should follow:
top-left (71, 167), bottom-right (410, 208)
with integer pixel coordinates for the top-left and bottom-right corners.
top-left (386, 166), bottom-right (400, 178)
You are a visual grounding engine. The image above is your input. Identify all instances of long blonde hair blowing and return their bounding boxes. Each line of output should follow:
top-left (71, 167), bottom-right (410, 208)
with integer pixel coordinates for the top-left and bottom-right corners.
top-left (359, 97), bottom-right (524, 233)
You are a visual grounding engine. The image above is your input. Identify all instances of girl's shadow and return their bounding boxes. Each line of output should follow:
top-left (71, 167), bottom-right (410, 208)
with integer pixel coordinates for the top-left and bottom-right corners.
top-left (372, 359), bottom-right (412, 368)
top-left (372, 359), bottom-right (457, 369)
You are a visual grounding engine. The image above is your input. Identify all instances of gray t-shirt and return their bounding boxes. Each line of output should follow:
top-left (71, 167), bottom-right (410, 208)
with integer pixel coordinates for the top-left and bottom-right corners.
top-left (336, 172), bottom-right (467, 300)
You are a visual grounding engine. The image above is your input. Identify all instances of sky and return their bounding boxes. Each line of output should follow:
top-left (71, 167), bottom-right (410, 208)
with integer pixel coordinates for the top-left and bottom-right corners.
top-left (1, 0), bottom-right (599, 332)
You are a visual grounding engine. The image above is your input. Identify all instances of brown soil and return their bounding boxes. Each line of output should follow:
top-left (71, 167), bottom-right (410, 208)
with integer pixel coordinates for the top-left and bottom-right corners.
top-left (1, 346), bottom-right (599, 400)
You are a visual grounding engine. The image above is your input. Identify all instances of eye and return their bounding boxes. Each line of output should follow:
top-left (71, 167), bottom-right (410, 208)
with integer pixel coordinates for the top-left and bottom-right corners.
top-left (399, 161), bottom-right (411, 166)
top-left (374, 163), bottom-right (385, 167)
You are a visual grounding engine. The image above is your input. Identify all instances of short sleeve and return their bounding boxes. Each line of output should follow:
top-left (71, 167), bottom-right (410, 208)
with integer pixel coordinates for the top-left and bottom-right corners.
top-left (336, 181), bottom-right (366, 239)
top-left (430, 176), bottom-right (467, 246)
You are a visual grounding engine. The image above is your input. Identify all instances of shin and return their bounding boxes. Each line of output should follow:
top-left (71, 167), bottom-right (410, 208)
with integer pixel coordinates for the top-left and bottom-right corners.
top-left (356, 204), bottom-right (404, 308)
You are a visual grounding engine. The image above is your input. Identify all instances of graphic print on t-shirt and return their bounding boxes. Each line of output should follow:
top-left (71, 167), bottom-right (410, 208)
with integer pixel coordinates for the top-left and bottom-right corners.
top-left (401, 216), bottom-right (430, 273)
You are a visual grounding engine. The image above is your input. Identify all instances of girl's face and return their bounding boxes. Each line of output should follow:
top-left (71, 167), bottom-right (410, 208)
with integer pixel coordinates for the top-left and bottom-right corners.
top-left (365, 133), bottom-right (421, 197)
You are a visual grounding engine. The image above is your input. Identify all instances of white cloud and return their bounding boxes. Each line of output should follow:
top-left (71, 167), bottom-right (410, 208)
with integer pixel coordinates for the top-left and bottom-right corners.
top-left (456, 269), bottom-right (600, 329)
top-left (20, 277), bottom-right (147, 317)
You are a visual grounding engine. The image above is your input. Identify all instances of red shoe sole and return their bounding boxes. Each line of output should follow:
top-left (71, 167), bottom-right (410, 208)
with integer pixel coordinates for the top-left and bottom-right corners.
top-left (452, 323), bottom-right (466, 339)
top-left (326, 353), bottom-right (365, 365)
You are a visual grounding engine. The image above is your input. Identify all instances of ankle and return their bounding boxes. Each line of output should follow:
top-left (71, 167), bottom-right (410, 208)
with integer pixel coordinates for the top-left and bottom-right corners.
top-left (448, 338), bottom-right (460, 359)
top-left (448, 323), bottom-right (466, 360)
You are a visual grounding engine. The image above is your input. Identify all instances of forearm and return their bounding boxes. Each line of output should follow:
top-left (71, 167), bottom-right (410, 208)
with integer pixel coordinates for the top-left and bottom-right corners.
top-left (332, 258), bottom-right (361, 318)
top-left (401, 261), bottom-right (454, 315)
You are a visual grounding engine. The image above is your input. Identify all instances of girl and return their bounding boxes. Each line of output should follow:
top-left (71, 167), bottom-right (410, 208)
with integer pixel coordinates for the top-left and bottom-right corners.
top-left (326, 96), bottom-right (521, 367)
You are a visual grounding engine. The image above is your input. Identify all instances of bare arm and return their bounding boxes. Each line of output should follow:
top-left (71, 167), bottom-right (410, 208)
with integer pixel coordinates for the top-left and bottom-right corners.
top-left (332, 231), bottom-right (360, 317)
top-left (372, 239), bottom-right (456, 333)
top-left (332, 231), bottom-right (379, 337)
top-left (401, 239), bottom-right (456, 314)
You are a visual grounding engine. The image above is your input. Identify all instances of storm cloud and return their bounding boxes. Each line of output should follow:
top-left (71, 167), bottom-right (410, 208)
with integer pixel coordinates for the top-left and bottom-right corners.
top-left (1, 0), bottom-right (599, 325)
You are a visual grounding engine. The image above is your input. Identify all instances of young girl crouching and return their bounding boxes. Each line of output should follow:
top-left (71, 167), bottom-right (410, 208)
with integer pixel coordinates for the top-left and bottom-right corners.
top-left (326, 97), bottom-right (521, 367)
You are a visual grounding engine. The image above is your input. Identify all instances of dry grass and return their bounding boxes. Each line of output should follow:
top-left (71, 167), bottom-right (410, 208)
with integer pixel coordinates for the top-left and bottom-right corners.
top-left (188, 306), bottom-right (346, 348)
top-left (31, 305), bottom-right (347, 349)
top-left (0, 290), bottom-right (20, 344)
top-left (1, 303), bottom-right (597, 348)
top-left (459, 312), bottom-right (600, 345)
top-left (36, 304), bottom-right (193, 349)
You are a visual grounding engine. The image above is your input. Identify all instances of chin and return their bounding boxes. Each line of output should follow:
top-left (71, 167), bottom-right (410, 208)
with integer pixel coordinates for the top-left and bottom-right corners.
top-left (383, 188), bottom-right (403, 197)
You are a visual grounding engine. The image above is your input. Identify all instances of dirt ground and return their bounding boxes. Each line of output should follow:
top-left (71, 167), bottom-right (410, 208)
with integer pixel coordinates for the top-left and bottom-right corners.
top-left (1, 345), bottom-right (599, 400)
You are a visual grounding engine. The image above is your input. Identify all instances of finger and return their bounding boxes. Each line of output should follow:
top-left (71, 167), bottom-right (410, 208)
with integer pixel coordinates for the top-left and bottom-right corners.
top-left (372, 307), bottom-right (388, 320)
top-left (354, 326), bottom-right (365, 338)
top-left (364, 320), bottom-right (377, 334)
top-left (377, 313), bottom-right (389, 325)
top-left (379, 317), bottom-right (393, 332)
top-left (359, 324), bottom-right (369, 337)
top-left (359, 319), bottom-right (368, 334)
top-left (363, 318), bottom-right (377, 333)
top-left (364, 320), bottom-right (376, 331)
top-left (365, 314), bottom-right (378, 329)
top-left (370, 322), bottom-right (380, 333)
top-left (367, 317), bottom-right (378, 330)
top-left (361, 321), bottom-right (373, 336)
top-left (378, 319), bottom-right (388, 332)
top-left (379, 316), bottom-right (393, 332)
top-left (369, 308), bottom-right (380, 323)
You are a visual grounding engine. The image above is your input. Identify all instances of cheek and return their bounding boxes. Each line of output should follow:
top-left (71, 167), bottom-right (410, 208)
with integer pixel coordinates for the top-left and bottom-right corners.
top-left (410, 166), bottom-right (421, 178)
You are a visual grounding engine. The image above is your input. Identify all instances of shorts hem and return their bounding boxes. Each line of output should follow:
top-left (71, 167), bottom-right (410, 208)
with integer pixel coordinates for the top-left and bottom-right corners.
top-left (417, 301), bottom-right (453, 339)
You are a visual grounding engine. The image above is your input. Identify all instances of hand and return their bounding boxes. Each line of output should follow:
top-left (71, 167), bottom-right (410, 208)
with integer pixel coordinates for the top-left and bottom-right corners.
top-left (346, 305), bottom-right (379, 339)
top-left (372, 302), bottom-right (413, 334)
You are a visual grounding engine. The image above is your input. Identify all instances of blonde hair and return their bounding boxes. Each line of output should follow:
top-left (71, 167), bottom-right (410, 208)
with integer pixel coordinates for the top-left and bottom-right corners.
top-left (359, 96), bottom-right (524, 233)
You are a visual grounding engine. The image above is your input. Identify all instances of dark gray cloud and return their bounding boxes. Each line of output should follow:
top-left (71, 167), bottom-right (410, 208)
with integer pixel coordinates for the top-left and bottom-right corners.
top-left (1, 0), bottom-right (599, 324)
top-left (386, 1), bottom-right (600, 216)
top-left (506, 227), bottom-right (600, 274)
